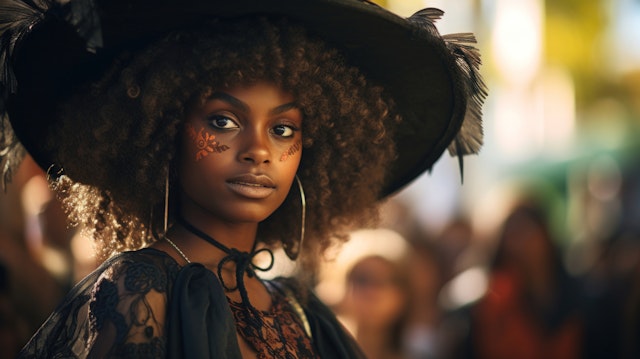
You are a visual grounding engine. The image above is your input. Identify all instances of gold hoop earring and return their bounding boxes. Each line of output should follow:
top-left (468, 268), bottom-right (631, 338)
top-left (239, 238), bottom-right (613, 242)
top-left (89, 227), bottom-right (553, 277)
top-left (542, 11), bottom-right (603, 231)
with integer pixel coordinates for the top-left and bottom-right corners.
top-left (164, 171), bottom-right (170, 234)
top-left (287, 175), bottom-right (306, 260)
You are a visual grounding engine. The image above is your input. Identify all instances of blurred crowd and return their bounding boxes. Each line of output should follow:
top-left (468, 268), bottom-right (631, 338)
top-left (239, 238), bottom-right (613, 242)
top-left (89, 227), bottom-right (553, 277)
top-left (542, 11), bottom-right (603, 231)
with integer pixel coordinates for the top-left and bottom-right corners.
top-left (319, 162), bottom-right (640, 359)
top-left (328, 199), bottom-right (640, 359)
top-left (1, 155), bottom-right (640, 359)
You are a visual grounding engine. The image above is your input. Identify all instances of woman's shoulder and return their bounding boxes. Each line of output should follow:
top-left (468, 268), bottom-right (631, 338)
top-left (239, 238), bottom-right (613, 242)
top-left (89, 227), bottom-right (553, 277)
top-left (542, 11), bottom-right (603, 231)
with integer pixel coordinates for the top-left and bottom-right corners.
top-left (38, 247), bottom-right (180, 313)
top-left (98, 247), bottom-right (181, 282)
top-left (107, 247), bottom-right (180, 269)
top-left (91, 247), bottom-right (181, 297)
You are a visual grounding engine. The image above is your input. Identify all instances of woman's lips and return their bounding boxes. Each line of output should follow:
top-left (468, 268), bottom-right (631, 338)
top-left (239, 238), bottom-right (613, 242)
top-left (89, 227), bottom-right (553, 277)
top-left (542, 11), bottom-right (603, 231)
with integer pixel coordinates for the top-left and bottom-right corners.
top-left (226, 174), bottom-right (276, 199)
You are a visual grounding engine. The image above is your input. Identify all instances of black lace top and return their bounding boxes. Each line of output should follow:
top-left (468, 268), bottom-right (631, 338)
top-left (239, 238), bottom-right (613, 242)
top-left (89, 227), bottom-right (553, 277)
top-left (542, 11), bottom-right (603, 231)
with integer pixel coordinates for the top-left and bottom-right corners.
top-left (17, 248), bottom-right (365, 358)
top-left (228, 281), bottom-right (319, 358)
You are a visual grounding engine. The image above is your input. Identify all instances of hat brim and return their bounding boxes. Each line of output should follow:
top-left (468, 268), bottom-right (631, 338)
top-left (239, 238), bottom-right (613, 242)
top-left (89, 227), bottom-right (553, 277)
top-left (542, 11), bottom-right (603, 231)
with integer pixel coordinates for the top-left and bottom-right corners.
top-left (7, 0), bottom-right (473, 197)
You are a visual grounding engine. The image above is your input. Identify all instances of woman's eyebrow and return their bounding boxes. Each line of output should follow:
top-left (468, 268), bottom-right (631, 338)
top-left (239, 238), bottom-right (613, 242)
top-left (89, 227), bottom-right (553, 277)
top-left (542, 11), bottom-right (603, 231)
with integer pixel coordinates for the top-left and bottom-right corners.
top-left (208, 92), bottom-right (249, 112)
top-left (269, 102), bottom-right (299, 116)
top-left (207, 93), bottom-right (298, 116)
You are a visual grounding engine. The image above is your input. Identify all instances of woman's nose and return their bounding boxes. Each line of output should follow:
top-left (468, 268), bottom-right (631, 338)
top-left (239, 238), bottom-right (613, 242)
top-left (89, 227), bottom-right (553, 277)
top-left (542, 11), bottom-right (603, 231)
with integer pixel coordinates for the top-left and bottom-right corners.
top-left (237, 127), bottom-right (271, 164)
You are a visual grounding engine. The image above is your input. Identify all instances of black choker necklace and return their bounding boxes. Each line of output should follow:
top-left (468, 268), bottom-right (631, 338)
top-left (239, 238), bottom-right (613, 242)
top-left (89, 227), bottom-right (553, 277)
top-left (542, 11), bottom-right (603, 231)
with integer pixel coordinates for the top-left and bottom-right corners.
top-left (176, 217), bottom-right (274, 309)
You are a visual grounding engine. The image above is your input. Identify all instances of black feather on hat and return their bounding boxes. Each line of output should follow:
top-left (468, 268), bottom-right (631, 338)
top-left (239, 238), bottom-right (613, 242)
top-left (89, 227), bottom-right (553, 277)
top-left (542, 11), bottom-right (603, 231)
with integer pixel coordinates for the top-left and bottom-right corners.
top-left (0, 0), bottom-right (487, 196)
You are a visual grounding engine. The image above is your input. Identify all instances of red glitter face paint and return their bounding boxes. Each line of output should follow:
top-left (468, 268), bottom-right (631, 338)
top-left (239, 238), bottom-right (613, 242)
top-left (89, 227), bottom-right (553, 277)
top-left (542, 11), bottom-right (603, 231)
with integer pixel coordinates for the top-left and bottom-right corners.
top-left (280, 141), bottom-right (302, 162)
top-left (187, 125), bottom-right (230, 161)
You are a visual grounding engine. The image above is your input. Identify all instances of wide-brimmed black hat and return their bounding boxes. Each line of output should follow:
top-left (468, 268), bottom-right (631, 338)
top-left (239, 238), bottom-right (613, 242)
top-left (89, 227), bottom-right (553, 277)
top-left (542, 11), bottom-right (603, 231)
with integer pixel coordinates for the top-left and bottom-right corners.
top-left (0, 0), bottom-right (486, 196)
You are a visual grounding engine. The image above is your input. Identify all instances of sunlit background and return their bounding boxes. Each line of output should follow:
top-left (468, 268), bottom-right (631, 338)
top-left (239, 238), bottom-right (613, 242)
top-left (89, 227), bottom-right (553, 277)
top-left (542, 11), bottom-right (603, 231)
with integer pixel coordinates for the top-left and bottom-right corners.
top-left (384, 0), bottom-right (639, 239)
top-left (299, 0), bottom-right (639, 290)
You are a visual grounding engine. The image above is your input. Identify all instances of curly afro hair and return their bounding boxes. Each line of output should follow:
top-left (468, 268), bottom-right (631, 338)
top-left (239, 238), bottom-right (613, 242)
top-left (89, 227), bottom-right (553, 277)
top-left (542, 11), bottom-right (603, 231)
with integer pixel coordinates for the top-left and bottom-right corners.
top-left (50, 16), bottom-right (399, 272)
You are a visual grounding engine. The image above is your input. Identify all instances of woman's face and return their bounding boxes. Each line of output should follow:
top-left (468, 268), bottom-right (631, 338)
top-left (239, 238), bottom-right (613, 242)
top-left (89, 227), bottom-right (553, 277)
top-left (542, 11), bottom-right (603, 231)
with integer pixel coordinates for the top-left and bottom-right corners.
top-left (179, 82), bottom-right (303, 224)
top-left (346, 257), bottom-right (407, 329)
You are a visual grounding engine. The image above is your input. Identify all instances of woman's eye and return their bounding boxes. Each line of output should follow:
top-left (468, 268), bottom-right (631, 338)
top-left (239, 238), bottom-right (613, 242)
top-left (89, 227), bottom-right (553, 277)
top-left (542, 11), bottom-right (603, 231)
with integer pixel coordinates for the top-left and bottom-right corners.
top-left (208, 115), bottom-right (239, 130)
top-left (272, 124), bottom-right (296, 138)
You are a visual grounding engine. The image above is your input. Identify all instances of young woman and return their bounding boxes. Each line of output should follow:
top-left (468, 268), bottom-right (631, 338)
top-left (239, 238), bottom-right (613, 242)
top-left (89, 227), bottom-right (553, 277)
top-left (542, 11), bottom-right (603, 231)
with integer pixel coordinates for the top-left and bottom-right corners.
top-left (342, 255), bottom-right (409, 359)
top-left (0, 0), bottom-right (486, 357)
top-left (469, 204), bottom-right (584, 359)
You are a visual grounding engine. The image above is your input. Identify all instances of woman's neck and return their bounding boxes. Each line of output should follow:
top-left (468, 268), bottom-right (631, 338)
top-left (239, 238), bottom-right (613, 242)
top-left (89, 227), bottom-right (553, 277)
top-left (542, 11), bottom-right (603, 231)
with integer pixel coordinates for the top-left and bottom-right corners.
top-left (165, 210), bottom-right (259, 266)
top-left (158, 219), bottom-right (275, 314)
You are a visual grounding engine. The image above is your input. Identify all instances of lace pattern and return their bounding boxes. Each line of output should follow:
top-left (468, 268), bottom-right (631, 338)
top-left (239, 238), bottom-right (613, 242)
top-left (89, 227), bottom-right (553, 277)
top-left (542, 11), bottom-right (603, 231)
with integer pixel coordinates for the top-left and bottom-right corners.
top-left (18, 249), bottom-right (179, 358)
top-left (227, 282), bottom-right (318, 359)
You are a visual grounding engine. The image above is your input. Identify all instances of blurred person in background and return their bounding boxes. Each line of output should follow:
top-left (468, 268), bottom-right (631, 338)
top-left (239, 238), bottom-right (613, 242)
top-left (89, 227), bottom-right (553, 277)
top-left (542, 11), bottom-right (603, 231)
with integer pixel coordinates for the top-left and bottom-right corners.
top-left (463, 203), bottom-right (584, 359)
top-left (581, 161), bottom-right (640, 359)
top-left (402, 239), bottom-right (447, 359)
top-left (583, 230), bottom-right (640, 359)
top-left (0, 156), bottom-right (68, 353)
top-left (340, 255), bottom-right (409, 359)
top-left (35, 188), bottom-right (86, 288)
top-left (435, 218), bottom-right (475, 283)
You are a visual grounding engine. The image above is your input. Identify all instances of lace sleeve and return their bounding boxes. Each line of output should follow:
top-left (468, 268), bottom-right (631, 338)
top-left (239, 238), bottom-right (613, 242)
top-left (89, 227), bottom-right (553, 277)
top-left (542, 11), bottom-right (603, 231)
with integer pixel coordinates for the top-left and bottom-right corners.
top-left (17, 250), bottom-right (178, 359)
top-left (86, 259), bottom-right (169, 358)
